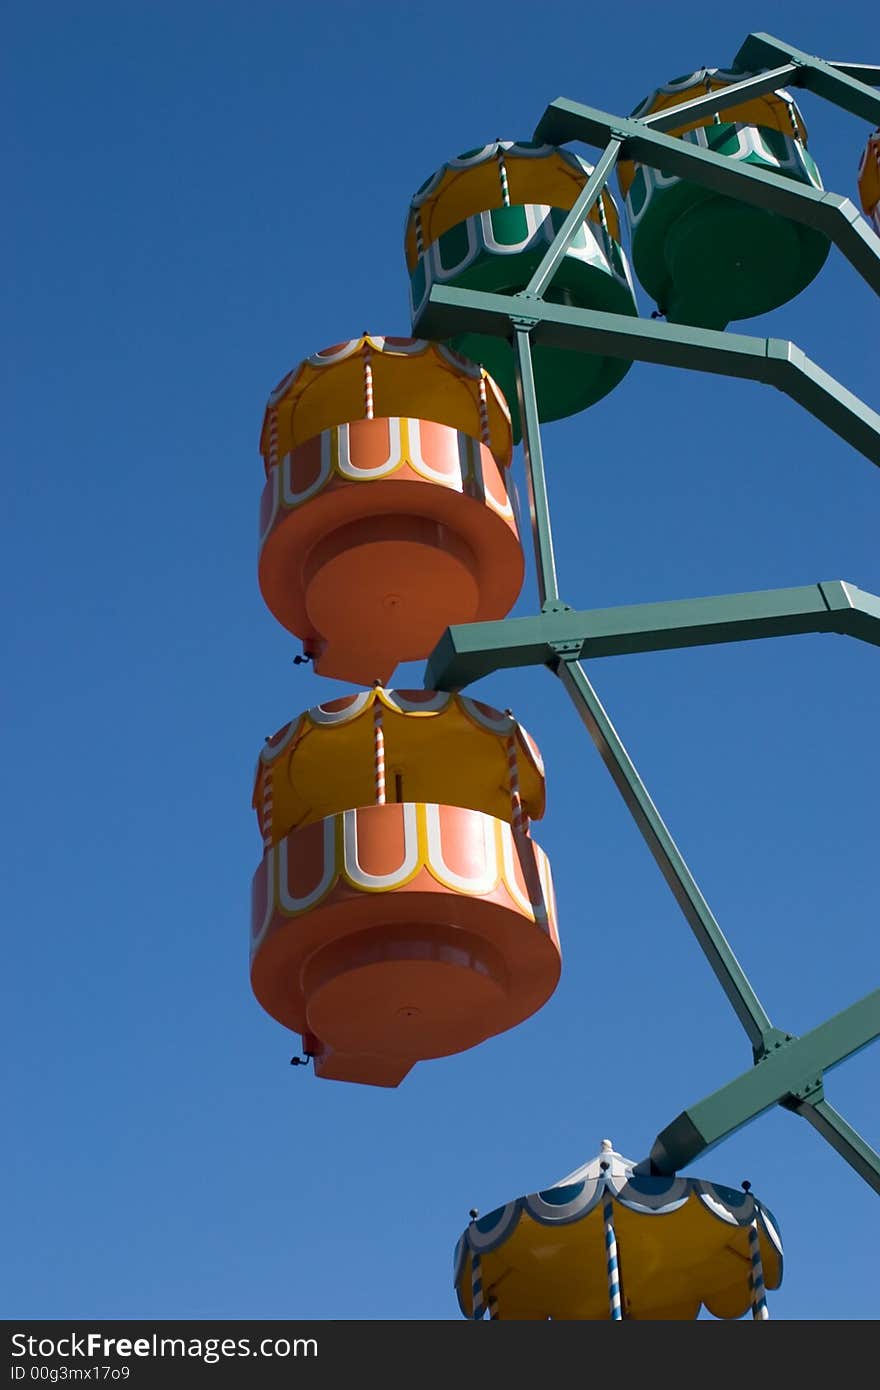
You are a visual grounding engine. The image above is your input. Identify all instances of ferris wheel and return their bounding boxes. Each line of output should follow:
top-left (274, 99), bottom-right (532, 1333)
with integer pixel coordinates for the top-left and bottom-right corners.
top-left (247, 31), bottom-right (880, 1319)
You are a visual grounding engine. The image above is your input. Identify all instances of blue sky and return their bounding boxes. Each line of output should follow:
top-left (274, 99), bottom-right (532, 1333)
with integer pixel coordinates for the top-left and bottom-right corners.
top-left (3, 1), bottom-right (877, 1321)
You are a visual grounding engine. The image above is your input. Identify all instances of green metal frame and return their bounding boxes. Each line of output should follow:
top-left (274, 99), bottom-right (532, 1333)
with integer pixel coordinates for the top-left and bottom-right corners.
top-left (417, 33), bottom-right (880, 1193)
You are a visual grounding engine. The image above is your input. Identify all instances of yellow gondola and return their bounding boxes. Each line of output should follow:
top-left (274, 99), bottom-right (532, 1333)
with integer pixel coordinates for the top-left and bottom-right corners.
top-left (456, 1141), bottom-right (782, 1319)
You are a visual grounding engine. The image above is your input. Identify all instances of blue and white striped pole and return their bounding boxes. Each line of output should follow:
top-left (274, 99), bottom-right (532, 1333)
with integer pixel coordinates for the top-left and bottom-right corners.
top-left (748, 1217), bottom-right (770, 1320)
top-left (471, 1248), bottom-right (485, 1320)
top-left (603, 1195), bottom-right (623, 1320)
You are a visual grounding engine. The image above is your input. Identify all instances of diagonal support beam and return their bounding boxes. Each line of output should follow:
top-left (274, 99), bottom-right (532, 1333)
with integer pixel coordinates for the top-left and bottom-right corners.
top-left (532, 98), bottom-right (880, 297)
top-left (524, 138), bottom-right (622, 299)
top-left (424, 581), bottom-right (880, 691)
top-left (414, 285), bottom-right (880, 469)
top-left (640, 65), bottom-right (798, 131)
top-left (733, 33), bottom-right (880, 122)
top-left (555, 658), bottom-right (777, 1053)
top-left (643, 990), bottom-right (880, 1190)
top-left (824, 63), bottom-right (880, 88)
top-left (513, 325), bottom-right (559, 606)
top-left (790, 1099), bottom-right (880, 1195)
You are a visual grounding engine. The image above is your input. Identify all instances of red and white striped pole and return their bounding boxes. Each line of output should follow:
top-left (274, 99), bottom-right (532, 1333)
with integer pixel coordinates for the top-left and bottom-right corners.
top-left (267, 405), bottom-right (279, 470)
top-left (363, 339), bottom-right (374, 420)
top-left (261, 765), bottom-right (274, 850)
top-left (373, 693), bottom-right (386, 805)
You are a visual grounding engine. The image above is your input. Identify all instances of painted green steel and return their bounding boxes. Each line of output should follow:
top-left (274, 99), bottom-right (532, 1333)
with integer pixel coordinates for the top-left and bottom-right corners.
top-left (793, 1099), bottom-right (880, 1196)
top-left (555, 657), bottom-right (777, 1054)
top-left (641, 65), bottom-right (798, 130)
top-left (824, 64), bottom-right (880, 88)
top-left (423, 581), bottom-right (880, 690)
top-left (414, 285), bottom-right (880, 469)
top-left (533, 98), bottom-right (880, 297)
top-left (416, 33), bottom-right (880, 1194)
top-left (733, 33), bottom-right (880, 122)
top-left (441, 211), bottom-right (636, 440)
top-left (512, 325), bottom-right (560, 607)
top-left (524, 138), bottom-right (623, 299)
top-left (644, 990), bottom-right (880, 1189)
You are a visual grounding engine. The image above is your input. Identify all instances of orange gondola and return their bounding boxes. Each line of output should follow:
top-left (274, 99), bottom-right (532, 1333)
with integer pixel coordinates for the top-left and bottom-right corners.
top-left (258, 336), bottom-right (523, 685)
top-left (250, 689), bottom-right (560, 1087)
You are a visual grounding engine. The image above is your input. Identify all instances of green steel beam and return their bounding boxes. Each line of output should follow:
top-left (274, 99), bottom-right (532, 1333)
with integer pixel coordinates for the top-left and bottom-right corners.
top-left (825, 64), bottom-right (880, 88)
top-left (644, 990), bottom-right (880, 1189)
top-left (414, 285), bottom-right (880, 469)
top-left (791, 1099), bottom-right (880, 1196)
top-left (524, 138), bottom-right (622, 299)
top-left (732, 33), bottom-right (880, 122)
top-left (641, 65), bottom-right (798, 132)
top-left (532, 98), bottom-right (880, 297)
top-left (555, 658), bottom-right (777, 1054)
top-left (424, 581), bottom-right (880, 690)
top-left (512, 326), bottom-right (559, 606)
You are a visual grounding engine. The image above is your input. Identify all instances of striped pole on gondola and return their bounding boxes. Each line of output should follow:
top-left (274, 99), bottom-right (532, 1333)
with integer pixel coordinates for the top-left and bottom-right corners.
top-left (267, 405), bottom-right (279, 470)
top-left (603, 1195), bottom-right (623, 1320)
top-left (488, 1293), bottom-right (499, 1320)
top-left (471, 1250), bottom-right (485, 1320)
top-left (363, 339), bottom-right (374, 420)
top-left (496, 144), bottom-right (511, 207)
top-left (748, 1217), bottom-right (769, 1319)
top-left (414, 208), bottom-right (424, 258)
top-left (506, 730), bottom-right (527, 834)
top-left (261, 765), bottom-right (273, 850)
top-left (373, 693), bottom-right (386, 805)
top-left (478, 373), bottom-right (491, 450)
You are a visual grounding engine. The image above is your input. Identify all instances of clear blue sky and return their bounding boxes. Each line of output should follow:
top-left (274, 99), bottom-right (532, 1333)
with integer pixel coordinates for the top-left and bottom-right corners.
top-left (3, 1), bottom-right (877, 1321)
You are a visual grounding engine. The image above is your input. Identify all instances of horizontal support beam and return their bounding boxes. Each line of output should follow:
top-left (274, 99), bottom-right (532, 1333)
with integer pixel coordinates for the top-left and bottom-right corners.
top-left (413, 286), bottom-right (880, 470)
top-left (423, 581), bottom-right (880, 690)
top-left (644, 989), bottom-right (880, 1174)
top-left (532, 98), bottom-right (880, 296)
top-left (732, 32), bottom-right (880, 123)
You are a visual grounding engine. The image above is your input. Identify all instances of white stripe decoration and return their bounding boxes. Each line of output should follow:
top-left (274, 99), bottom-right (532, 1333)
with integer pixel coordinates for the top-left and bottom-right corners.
top-left (363, 339), bottom-right (374, 419)
top-left (277, 817), bottom-right (338, 915)
top-left (373, 691), bottom-right (386, 805)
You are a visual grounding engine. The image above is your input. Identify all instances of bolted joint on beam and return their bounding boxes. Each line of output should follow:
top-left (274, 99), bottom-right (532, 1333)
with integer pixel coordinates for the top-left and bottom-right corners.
top-left (751, 1026), bottom-right (794, 1064)
top-left (548, 639), bottom-right (583, 667)
top-left (510, 314), bottom-right (539, 333)
top-left (781, 1075), bottom-right (826, 1108)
